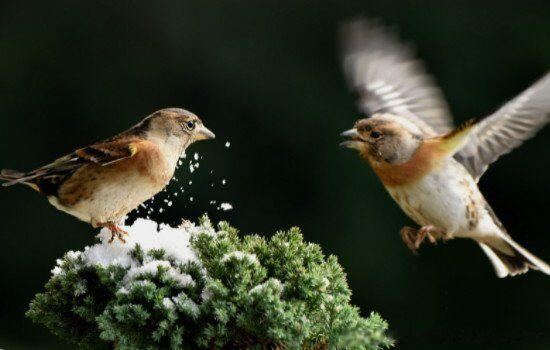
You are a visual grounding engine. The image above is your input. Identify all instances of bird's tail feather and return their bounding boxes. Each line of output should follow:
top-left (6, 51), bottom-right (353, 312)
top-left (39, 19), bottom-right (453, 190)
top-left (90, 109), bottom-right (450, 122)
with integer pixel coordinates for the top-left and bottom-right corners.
top-left (0, 169), bottom-right (37, 188)
top-left (479, 235), bottom-right (550, 278)
top-left (1, 169), bottom-right (25, 182)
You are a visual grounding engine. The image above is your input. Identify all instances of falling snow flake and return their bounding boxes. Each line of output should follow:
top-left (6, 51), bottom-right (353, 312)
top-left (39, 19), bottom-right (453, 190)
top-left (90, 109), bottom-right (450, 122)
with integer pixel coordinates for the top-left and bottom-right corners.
top-left (219, 202), bottom-right (233, 211)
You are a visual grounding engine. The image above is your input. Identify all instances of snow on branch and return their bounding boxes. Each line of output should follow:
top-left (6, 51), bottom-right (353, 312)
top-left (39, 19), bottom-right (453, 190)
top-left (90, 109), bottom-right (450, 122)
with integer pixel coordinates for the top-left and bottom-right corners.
top-left (27, 216), bottom-right (393, 350)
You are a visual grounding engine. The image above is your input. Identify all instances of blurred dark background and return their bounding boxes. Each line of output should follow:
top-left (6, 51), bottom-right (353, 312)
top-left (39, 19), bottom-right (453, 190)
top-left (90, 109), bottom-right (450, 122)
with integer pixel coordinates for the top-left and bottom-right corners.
top-left (1, 1), bottom-right (549, 349)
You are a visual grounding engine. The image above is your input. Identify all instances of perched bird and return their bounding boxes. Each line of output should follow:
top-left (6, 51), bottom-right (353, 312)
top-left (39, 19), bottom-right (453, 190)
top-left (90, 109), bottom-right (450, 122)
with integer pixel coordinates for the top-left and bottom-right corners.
top-left (339, 19), bottom-right (550, 277)
top-left (1, 108), bottom-right (215, 242)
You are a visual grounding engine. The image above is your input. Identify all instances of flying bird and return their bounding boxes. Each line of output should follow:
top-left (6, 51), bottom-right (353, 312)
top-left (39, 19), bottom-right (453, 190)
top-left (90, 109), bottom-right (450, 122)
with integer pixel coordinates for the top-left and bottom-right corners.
top-left (1, 108), bottom-right (215, 242)
top-left (339, 19), bottom-right (550, 277)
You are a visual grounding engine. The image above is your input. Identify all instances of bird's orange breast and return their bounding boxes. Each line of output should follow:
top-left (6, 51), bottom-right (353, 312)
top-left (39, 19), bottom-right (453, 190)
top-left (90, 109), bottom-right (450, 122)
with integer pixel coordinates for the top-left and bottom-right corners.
top-left (117, 140), bottom-right (169, 183)
top-left (369, 141), bottom-right (444, 187)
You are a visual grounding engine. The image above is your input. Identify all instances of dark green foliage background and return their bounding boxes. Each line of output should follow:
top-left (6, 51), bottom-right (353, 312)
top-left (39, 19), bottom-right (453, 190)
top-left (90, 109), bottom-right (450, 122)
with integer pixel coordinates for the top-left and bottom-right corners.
top-left (0, 1), bottom-right (549, 349)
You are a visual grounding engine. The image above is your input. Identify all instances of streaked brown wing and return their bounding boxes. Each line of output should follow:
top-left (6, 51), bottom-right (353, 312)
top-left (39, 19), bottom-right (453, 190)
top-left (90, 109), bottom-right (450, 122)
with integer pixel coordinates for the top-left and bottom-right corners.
top-left (2, 139), bottom-right (140, 195)
top-left (340, 18), bottom-right (454, 136)
top-left (455, 72), bottom-right (550, 182)
top-left (75, 139), bottom-right (138, 165)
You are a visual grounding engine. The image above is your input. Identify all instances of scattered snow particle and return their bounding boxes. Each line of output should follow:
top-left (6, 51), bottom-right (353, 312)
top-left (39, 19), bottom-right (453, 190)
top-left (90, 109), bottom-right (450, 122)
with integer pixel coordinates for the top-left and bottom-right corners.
top-left (224, 141), bottom-right (231, 148)
top-left (219, 203), bottom-right (233, 211)
top-left (193, 153), bottom-right (199, 161)
top-left (221, 179), bottom-right (227, 185)
top-left (189, 197), bottom-right (194, 202)
top-left (188, 181), bottom-right (192, 185)
top-left (167, 201), bottom-right (173, 207)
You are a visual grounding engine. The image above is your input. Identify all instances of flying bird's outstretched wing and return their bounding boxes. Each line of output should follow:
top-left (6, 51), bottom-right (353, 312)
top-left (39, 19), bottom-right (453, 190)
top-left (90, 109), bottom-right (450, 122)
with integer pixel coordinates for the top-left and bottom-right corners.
top-left (455, 72), bottom-right (550, 182)
top-left (340, 18), bottom-right (453, 135)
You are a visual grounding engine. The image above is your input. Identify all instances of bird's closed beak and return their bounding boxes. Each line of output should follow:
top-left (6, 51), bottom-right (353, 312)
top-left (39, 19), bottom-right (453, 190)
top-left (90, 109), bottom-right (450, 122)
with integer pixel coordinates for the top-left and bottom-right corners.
top-left (195, 125), bottom-right (216, 141)
top-left (339, 128), bottom-right (362, 148)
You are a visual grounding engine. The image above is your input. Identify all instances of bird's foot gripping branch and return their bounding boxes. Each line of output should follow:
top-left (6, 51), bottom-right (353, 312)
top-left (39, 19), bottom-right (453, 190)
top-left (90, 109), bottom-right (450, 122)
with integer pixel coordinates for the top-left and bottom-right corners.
top-left (27, 216), bottom-right (393, 350)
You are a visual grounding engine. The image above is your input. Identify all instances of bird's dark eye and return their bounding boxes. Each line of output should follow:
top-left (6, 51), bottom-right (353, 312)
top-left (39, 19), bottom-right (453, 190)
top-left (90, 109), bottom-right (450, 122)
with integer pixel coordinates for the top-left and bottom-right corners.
top-left (370, 131), bottom-right (381, 139)
top-left (186, 120), bottom-right (196, 130)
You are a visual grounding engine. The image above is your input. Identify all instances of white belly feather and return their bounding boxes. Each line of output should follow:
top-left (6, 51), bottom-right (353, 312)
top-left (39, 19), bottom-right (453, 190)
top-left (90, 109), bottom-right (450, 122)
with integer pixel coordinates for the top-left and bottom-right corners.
top-left (386, 159), bottom-right (500, 239)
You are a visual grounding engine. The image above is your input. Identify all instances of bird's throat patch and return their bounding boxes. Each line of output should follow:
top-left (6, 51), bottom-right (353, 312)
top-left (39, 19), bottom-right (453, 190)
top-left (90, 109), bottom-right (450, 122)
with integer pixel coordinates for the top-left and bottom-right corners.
top-left (370, 141), bottom-right (443, 187)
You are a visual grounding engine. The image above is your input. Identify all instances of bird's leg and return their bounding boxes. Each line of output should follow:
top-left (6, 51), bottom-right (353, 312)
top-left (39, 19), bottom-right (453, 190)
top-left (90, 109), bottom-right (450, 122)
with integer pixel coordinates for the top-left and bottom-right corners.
top-left (97, 222), bottom-right (128, 243)
top-left (420, 225), bottom-right (446, 244)
top-left (400, 225), bottom-right (445, 253)
top-left (109, 223), bottom-right (128, 244)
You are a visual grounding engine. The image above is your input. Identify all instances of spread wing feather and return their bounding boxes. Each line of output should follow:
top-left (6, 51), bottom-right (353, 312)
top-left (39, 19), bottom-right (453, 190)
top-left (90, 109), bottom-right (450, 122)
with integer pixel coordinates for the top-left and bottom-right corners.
top-left (340, 18), bottom-right (454, 135)
top-left (455, 72), bottom-right (550, 181)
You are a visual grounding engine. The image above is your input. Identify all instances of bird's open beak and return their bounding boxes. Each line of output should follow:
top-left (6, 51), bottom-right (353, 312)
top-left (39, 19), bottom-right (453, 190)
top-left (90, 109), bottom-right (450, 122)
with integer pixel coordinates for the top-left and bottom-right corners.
top-left (340, 129), bottom-right (359, 138)
top-left (339, 128), bottom-right (362, 149)
top-left (195, 125), bottom-right (216, 141)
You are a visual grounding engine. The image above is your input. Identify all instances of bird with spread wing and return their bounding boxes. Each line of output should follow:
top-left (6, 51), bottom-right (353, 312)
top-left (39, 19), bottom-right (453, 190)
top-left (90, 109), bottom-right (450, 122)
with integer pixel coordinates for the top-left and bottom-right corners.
top-left (339, 19), bottom-right (550, 277)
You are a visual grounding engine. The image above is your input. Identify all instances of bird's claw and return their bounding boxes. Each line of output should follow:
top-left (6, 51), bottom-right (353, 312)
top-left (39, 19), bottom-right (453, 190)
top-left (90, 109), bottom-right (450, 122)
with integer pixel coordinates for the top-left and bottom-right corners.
top-left (400, 225), bottom-right (444, 254)
top-left (400, 226), bottom-right (421, 254)
top-left (108, 230), bottom-right (127, 244)
top-left (100, 223), bottom-right (128, 244)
